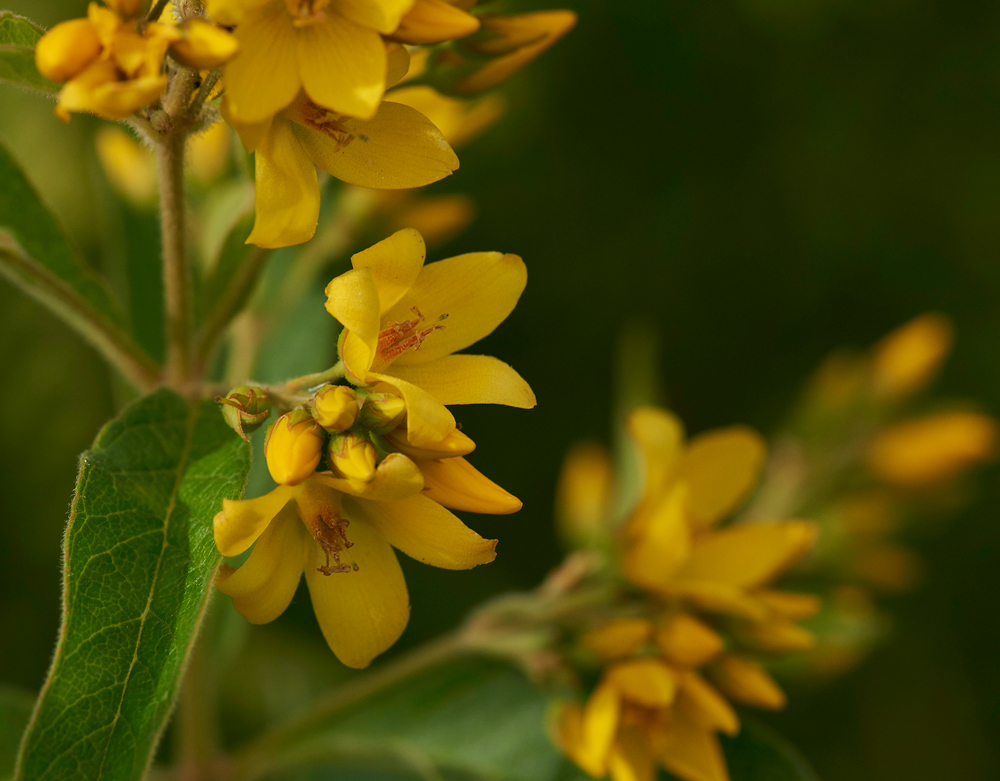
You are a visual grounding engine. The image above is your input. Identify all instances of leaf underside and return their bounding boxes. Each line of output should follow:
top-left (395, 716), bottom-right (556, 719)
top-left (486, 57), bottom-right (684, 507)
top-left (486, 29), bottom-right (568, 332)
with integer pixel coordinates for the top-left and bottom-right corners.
top-left (15, 389), bottom-right (250, 781)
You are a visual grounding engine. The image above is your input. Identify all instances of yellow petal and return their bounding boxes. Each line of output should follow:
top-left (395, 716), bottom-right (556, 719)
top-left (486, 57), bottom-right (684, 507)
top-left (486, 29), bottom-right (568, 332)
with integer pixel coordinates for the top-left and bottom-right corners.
top-left (452, 11), bottom-right (577, 94)
top-left (292, 100), bottom-right (459, 189)
top-left (623, 486), bottom-right (691, 592)
top-left (678, 426), bottom-right (766, 527)
top-left (383, 424), bottom-right (476, 460)
top-left (214, 485), bottom-right (297, 557)
top-left (556, 441), bottom-right (614, 548)
top-left (35, 18), bottom-right (102, 82)
top-left (753, 589), bottom-right (821, 620)
top-left (391, 354), bottom-right (536, 408)
top-left (675, 521), bottom-right (817, 589)
top-left (226, 4), bottom-right (301, 123)
top-left (579, 617), bottom-right (653, 661)
top-left (222, 98), bottom-right (273, 153)
top-left (625, 406), bottom-right (685, 536)
top-left (246, 117), bottom-right (319, 248)
top-left (205, 0), bottom-right (271, 26)
top-left (580, 683), bottom-right (621, 776)
top-left (312, 452), bottom-right (425, 501)
top-left (670, 581), bottom-right (768, 621)
top-left (333, 0), bottom-right (415, 33)
top-left (606, 659), bottom-right (678, 708)
top-left (417, 456), bottom-right (522, 514)
top-left (553, 703), bottom-right (605, 778)
top-left (368, 372), bottom-right (456, 446)
top-left (678, 671), bottom-right (739, 736)
top-left (216, 503), bottom-right (307, 624)
top-left (304, 516), bottom-right (410, 668)
top-left (608, 725), bottom-right (656, 781)
top-left (708, 654), bottom-right (786, 710)
top-left (297, 12), bottom-right (384, 120)
top-left (385, 42), bottom-right (411, 88)
top-left (350, 228), bottom-right (427, 315)
top-left (348, 493), bottom-right (496, 569)
top-left (384, 251), bottom-right (527, 366)
top-left (387, 85), bottom-right (504, 148)
top-left (325, 267), bottom-right (381, 379)
top-left (170, 19), bottom-right (240, 69)
top-left (654, 613), bottom-right (724, 667)
top-left (872, 312), bottom-right (954, 398)
top-left (659, 701), bottom-right (731, 781)
top-left (735, 617), bottom-right (816, 653)
top-left (390, 0), bottom-right (480, 44)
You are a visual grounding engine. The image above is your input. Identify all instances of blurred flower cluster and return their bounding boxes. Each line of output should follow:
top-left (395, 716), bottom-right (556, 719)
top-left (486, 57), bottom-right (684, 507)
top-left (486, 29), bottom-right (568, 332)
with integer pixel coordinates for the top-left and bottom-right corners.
top-left (212, 227), bottom-right (535, 667)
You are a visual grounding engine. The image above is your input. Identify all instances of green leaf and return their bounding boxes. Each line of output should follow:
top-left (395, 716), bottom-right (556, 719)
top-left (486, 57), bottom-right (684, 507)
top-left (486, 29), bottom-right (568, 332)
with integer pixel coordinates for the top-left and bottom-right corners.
top-left (0, 140), bottom-right (159, 387)
top-left (245, 659), bottom-right (565, 781)
top-left (15, 388), bottom-right (251, 781)
top-left (720, 719), bottom-right (821, 781)
top-left (0, 12), bottom-right (58, 96)
top-left (0, 687), bottom-right (34, 780)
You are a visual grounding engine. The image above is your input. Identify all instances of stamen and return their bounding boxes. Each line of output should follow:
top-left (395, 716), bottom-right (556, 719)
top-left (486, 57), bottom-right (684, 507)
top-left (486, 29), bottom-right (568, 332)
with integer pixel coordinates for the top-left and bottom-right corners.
top-left (375, 307), bottom-right (447, 363)
top-left (307, 506), bottom-right (355, 576)
top-left (297, 101), bottom-right (355, 151)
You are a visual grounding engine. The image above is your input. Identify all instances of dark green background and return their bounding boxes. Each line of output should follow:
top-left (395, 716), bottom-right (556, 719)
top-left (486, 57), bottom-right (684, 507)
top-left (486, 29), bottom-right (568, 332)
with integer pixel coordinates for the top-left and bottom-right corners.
top-left (3, 0), bottom-right (1000, 778)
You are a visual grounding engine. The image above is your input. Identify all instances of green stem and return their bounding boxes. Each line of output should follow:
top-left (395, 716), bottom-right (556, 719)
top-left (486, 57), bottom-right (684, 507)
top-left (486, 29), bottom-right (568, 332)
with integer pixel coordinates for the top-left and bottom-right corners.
top-left (174, 638), bottom-right (222, 781)
top-left (283, 361), bottom-right (346, 394)
top-left (146, 0), bottom-right (171, 21)
top-left (229, 633), bottom-right (470, 781)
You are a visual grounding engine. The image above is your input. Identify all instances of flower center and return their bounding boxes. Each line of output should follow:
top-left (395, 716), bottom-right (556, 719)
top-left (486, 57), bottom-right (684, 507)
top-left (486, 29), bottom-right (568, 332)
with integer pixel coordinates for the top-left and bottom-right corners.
top-left (295, 100), bottom-right (357, 152)
top-left (307, 506), bottom-right (356, 575)
top-left (376, 306), bottom-right (448, 364)
top-left (284, 0), bottom-right (330, 25)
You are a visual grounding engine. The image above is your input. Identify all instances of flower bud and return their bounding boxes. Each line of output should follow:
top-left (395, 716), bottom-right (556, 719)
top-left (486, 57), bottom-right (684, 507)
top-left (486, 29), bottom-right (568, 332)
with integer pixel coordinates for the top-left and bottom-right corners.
top-left (327, 431), bottom-right (377, 483)
top-left (390, 0), bottom-right (480, 45)
top-left (358, 392), bottom-right (406, 430)
top-left (654, 614), bottom-right (724, 667)
top-left (105, 0), bottom-right (144, 19)
top-left (35, 19), bottom-right (102, 83)
top-left (867, 411), bottom-right (998, 487)
top-left (418, 456), bottom-right (521, 514)
top-left (708, 654), bottom-right (786, 710)
top-left (312, 385), bottom-right (359, 432)
top-left (170, 19), bottom-right (240, 69)
top-left (265, 410), bottom-right (324, 485)
top-left (217, 384), bottom-right (272, 441)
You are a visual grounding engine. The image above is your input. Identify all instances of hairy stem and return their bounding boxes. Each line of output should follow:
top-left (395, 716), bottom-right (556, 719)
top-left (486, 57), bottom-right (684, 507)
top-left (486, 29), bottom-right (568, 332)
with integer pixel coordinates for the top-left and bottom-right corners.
top-left (229, 633), bottom-right (470, 780)
top-left (283, 361), bottom-right (346, 394)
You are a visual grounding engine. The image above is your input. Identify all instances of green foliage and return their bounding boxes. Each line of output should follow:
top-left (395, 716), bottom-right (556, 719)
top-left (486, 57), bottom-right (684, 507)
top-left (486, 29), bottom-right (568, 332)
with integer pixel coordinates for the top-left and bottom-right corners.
top-left (0, 12), bottom-right (57, 96)
top-left (721, 720), bottom-right (821, 781)
top-left (15, 389), bottom-right (250, 781)
top-left (0, 140), bottom-right (158, 384)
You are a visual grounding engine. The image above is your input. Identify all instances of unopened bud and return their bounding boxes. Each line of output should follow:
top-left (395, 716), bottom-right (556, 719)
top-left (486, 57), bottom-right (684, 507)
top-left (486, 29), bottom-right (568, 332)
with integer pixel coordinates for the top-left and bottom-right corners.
top-left (328, 431), bottom-right (377, 483)
top-left (104, 0), bottom-right (144, 19)
top-left (265, 410), bottom-right (324, 485)
top-left (872, 313), bottom-right (954, 399)
top-left (170, 19), bottom-right (240, 69)
top-left (312, 385), bottom-right (359, 432)
top-left (390, 0), bottom-right (480, 45)
top-left (708, 654), bottom-right (786, 710)
top-left (217, 384), bottom-right (272, 441)
top-left (35, 19), bottom-right (102, 83)
top-left (358, 392), bottom-right (406, 431)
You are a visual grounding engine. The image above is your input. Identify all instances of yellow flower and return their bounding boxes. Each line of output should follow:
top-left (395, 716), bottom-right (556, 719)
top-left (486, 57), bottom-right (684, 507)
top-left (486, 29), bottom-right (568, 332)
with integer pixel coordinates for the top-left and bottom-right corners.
top-left (227, 89), bottom-right (459, 248)
top-left (206, 0), bottom-right (416, 124)
top-left (213, 453), bottom-right (497, 667)
top-left (867, 410), bottom-right (997, 487)
top-left (325, 228), bottom-right (536, 446)
top-left (555, 442), bottom-right (615, 549)
top-left (96, 126), bottom-right (158, 204)
top-left (36, 3), bottom-right (238, 122)
top-left (871, 312), bottom-right (953, 398)
top-left (264, 410), bottom-right (326, 485)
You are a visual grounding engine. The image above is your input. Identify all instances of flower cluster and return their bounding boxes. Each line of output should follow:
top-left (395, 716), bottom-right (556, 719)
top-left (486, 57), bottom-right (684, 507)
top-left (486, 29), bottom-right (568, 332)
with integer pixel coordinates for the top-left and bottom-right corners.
top-left (532, 407), bottom-right (818, 781)
top-left (213, 228), bottom-right (535, 667)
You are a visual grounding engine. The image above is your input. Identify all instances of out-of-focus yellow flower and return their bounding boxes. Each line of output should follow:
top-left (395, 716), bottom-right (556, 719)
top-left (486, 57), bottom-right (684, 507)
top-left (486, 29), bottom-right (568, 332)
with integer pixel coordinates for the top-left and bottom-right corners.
top-left (555, 442), bottom-right (615, 549)
top-left (390, 0), bottom-right (479, 44)
top-left (36, 3), bottom-right (238, 122)
top-left (447, 10), bottom-right (578, 94)
top-left (170, 19), bottom-right (241, 69)
top-left (325, 228), bottom-right (535, 446)
top-left (312, 384), bottom-right (360, 431)
top-left (264, 410), bottom-right (326, 485)
top-left (387, 194), bottom-right (477, 248)
top-left (227, 92), bottom-right (459, 248)
top-left (867, 410), bottom-right (997, 487)
top-left (206, 0), bottom-right (415, 123)
top-left (388, 85), bottom-right (504, 148)
top-left (187, 121), bottom-right (232, 184)
top-left (96, 126), bottom-right (157, 204)
top-left (214, 454), bottom-right (497, 667)
top-left (871, 312), bottom-right (954, 398)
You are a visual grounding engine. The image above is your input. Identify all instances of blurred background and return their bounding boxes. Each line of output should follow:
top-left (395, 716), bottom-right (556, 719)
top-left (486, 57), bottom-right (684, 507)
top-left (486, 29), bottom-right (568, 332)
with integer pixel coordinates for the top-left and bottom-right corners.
top-left (3, 0), bottom-right (1000, 779)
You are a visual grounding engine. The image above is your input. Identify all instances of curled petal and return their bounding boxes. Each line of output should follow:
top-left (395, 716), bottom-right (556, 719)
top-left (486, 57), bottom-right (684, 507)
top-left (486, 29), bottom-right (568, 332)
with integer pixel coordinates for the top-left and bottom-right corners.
top-left (350, 228), bottom-right (427, 315)
top-left (312, 452), bottom-right (425, 500)
top-left (418, 456), bottom-right (521, 515)
top-left (214, 485), bottom-right (296, 557)
top-left (326, 267), bottom-right (381, 378)
top-left (392, 354), bottom-right (535, 409)
top-left (368, 372), bottom-right (456, 446)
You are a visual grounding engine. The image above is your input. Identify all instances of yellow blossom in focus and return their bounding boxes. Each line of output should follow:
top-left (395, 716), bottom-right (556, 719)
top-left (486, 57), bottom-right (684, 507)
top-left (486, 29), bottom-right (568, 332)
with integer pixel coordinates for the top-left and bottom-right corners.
top-left (206, 0), bottom-right (416, 124)
top-left (325, 228), bottom-right (536, 446)
top-left (264, 410), bottom-right (325, 485)
top-left (871, 312), bottom-right (954, 398)
top-left (96, 126), bottom-right (157, 204)
top-left (213, 454), bottom-right (497, 667)
top-left (867, 410), bottom-right (997, 487)
top-left (226, 89), bottom-right (459, 248)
